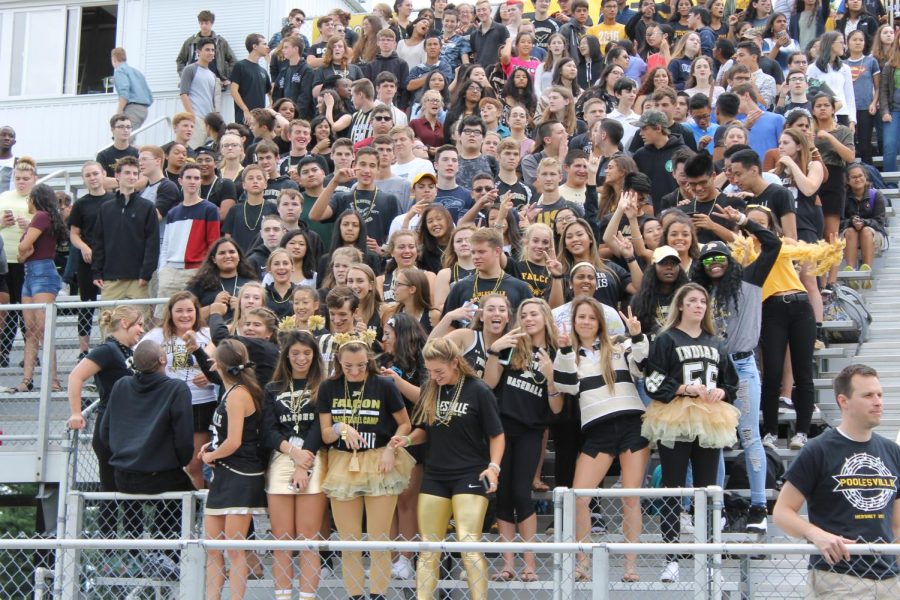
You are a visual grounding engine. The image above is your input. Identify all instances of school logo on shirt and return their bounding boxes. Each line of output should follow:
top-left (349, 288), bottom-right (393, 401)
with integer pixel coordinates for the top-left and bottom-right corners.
top-left (832, 453), bottom-right (898, 513)
top-left (665, 159), bottom-right (673, 173)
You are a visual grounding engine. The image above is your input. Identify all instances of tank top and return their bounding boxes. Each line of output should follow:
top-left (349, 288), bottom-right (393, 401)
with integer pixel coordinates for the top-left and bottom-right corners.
top-left (463, 330), bottom-right (487, 378)
top-left (382, 270), bottom-right (396, 303)
top-left (210, 385), bottom-right (264, 473)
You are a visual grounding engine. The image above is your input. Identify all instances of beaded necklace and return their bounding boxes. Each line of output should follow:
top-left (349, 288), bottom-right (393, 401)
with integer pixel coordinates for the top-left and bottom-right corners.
top-left (435, 376), bottom-right (466, 426)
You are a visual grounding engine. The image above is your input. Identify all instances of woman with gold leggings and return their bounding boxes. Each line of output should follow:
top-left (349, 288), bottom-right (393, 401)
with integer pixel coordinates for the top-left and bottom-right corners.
top-left (390, 338), bottom-right (505, 600)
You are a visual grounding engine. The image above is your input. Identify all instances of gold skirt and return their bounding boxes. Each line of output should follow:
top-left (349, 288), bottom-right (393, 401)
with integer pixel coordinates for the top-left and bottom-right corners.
top-left (266, 449), bottom-right (328, 495)
top-left (641, 395), bottom-right (741, 449)
top-left (322, 447), bottom-right (415, 501)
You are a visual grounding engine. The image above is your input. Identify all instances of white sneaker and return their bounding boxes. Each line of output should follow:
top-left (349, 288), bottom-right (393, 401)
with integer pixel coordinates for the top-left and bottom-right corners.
top-left (660, 561), bottom-right (679, 583)
top-left (762, 433), bottom-right (778, 450)
top-left (320, 563), bottom-right (334, 580)
top-left (680, 512), bottom-right (694, 534)
top-left (789, 433), bottom-right (808, 450)
top-left (392, 556), bottom-right (414, 580)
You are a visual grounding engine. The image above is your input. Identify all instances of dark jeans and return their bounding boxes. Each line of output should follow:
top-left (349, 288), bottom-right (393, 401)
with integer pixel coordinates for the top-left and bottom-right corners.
top-left (760, 295), bottom-right (816, 436)
top-left (658, 440), bottom-right (721, 562)
top-left (91, 419), bottom-right (126, 538)
top-left (856, 109), bottom-right (876, 165)
top-left (75, 258), bottom-right (99, 338)
top-left (1, 262), bottom-right (25, 359)
top-left (114, 467), bottom-right (194, 542)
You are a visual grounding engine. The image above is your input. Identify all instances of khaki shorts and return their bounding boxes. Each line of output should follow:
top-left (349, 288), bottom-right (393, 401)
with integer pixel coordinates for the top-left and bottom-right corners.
top-left (806, 568), bottom-right (898, 599)
top-left (155, 267), bottom-right (198, 318)
top-left (101, 279), bottom-right (149, 301)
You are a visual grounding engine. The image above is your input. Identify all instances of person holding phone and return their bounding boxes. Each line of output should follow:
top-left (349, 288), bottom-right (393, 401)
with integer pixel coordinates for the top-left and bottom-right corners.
top-left (390, 337), bottom-right (505, 600)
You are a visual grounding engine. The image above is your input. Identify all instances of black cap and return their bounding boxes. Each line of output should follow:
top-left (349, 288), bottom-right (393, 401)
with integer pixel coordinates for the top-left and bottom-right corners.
top-left (699, 240), bottom-right (732, 260)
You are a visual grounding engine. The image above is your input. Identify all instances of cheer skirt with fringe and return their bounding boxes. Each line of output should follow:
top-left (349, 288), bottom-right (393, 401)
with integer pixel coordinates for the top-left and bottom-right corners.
top-left (641, 395), bottom-right (741, 449)
top-left (322, 447), bottom-right (415, 501)
top-left (266, 449), bottom-right (328, 495)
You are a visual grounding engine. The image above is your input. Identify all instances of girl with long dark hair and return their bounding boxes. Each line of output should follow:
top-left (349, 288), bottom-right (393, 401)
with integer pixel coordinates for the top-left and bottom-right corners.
top-left (262, 330), bottom-right (327, 600)
top-left (320, 210), bottom-right (382, 277)
top-left (790, 0), bottom-right (828, 50)
top-left (534, 33), bottom-right (569, 94)
top-left (807, 32), bottom-right (856, 126)
top-left (279, 230), bottom-right (317, 287)
top-left (635, 67), bottom-right (674, 115)
top-left (389, 337), bottom-right (504, 600)
top-left (549, 58), bottom-right (582, 102)
top-left (501, 67), bottom-right (538, 130)
top-left (382, 267), bottom-right (440, 334)
top-left (845, 29), bottom-right (881, 165)
top-left (576, 35), bottom-right (603, 89)
top-left (186, 238), bottom-right (259, 320)
top-left (417, 204), bottom-right (454, 274)
top-left (202, 339), bottom-right (267, 600)
top-left (377, 230), bottom-right (430, 303)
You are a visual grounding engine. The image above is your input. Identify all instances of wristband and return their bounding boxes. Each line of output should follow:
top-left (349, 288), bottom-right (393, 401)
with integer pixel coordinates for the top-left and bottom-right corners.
top-left (548, 391), bottom-right (562, 398)
top-left (737, 214), bottom-right (748, 226)
top-left (403, 435), bottom-right (413, 447)
top-left (625, 255), bottom-right (637, 263)
top-left (551, 274), bottom-right (564, 279)
top-left (488, 462), bottom-right (501, 474)
top-left (486, 348), bottom-right (501, 357)
top-left (332, 423), bottom-right (342, 436)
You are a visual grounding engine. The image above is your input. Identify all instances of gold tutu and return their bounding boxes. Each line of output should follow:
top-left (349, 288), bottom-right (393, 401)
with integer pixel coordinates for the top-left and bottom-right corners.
top-left (641, 396), bottom-right (741, 449)
top-left (266, 449), bottom-right (328, 495)
top-left (322, 447), bottom-right (415, 501)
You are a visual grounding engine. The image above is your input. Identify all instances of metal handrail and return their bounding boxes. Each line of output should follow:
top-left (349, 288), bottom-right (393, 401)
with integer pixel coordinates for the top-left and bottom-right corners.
top-left (36, 168), bottom-right (73, 193)
top-left (130, 115), bottom-right (171, 141)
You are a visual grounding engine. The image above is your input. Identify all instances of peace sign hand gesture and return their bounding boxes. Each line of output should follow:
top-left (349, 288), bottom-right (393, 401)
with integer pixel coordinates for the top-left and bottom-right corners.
top-left (618, 306), bottom-right (642, 337)
top-left (557, 321), bottom-right (571, 348)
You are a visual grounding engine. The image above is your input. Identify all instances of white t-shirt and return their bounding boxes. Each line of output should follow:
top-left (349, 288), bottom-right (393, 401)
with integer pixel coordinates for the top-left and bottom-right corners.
top-left (142, 327), bottom-right (217, 405)
top-left (391, 157), bottom-right (436, 182)
top-left (389, 211), bottom-right (422, 238)
top-left (553, 302), bottom-right (625, 338)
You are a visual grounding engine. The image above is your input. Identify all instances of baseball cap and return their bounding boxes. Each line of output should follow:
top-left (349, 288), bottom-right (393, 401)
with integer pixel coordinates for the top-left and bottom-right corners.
top-left (412, 172), bottom-right (437, 186)
top-left (652, 245), bottom-right (680, 264)
top-left (699, 240), bottom-right (732, 260)
top-left (636, 109), bottom-right (668, 129)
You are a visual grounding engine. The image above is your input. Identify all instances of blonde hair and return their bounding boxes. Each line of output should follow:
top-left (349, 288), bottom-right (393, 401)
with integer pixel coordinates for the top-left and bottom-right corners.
top-left (520, 222), bottom-right (554, 261)
top-left (569, 296), bottom-right (617, 391)
top-left (661, 282), bottom-right (715, 335)
top-left (14, 156), bottom-right (37, 176)
top-left (413, 338), bottom-right (478, 426)
top-left (509, 298), bottom-right (558, 371)
top-left (228, 281), bottom-right (267, 334)
top-left (98, 306), bottom-right (143, 335)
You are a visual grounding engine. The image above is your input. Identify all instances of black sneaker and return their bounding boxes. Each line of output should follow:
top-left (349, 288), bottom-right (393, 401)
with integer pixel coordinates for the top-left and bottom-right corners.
top-left (745, 505), bottom-right (768, 535)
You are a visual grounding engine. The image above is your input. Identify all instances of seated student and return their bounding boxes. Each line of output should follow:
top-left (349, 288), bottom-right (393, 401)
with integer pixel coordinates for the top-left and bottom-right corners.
top-left (684, 94), bottom-right (718, 155)
top-left (841, 163), bottom-right (887, 287)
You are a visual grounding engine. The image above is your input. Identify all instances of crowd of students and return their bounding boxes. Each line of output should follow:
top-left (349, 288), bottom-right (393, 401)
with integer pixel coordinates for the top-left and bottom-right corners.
top-left (0, 0), bottom-right (895, 597)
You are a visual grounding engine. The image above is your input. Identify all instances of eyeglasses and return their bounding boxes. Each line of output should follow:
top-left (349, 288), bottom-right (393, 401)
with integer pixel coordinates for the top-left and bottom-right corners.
top-left (373, 116), bottom-right (393, 122)
top-left (473, 186), bottom-right (493, 193)
top-left (687, 180), bottom-right (710, 189)
top-left (462, 129), bottom-right (483, 136)
top-left (701, 255), bottom-right (728, 266)
top-left (392, 280), bottom-right (412, 290)
top-left (114, 125), bottom-right (133, 130)
top-left (788, 77), bottom-right (806, 83)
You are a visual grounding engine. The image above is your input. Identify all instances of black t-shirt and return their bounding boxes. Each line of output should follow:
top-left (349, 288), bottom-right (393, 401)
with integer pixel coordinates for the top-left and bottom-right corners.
top-left (533, 197), bottom-right (584, 227)
top-left (261, 378), bottom-right (323, 453)
top-left (532, 18), bottom-right (560, 50)
top-left (230, 59), bottom-right (272, 114)
top-left (443, 272), bottom-right (534, 315)
top-left (265, 282), bottom-right (295, 319)
top-left (319, 375), bottom-right (406, 450)
top-left (518, 260), bottom-right (552, 300)
top-left (327, 188), bottom-right (399, 246)
top-left (497, 346), bottom-right (557, 430)
top-left (498, 179), bottom-right (534, 208)
top-left (187, 275), bottom-right (257, 309)
top-left (643, 327), bottom-right (738, 403)
top-left (679, 193), bottom-right (746, 244)
top-left (785, 428), bottom-right (900, 579)
top-left (580, 262), bottom-right (631, 309)
top-left (754, 183), bottom-right (796, 229)
top-left (69, 192), bottom-right (114, 248)
top-left (415, 377), bottom-right (503, 479)
top-left (201, 178), bottom-right (237, 209)
top-left (221, 200), bottom-right (278, 252)
top-left (86, 337), bottom-right (135, 405)
top-left (306, 42), bottom-right (327, 60)
top-left (96, 145), bottom-right (139, 177)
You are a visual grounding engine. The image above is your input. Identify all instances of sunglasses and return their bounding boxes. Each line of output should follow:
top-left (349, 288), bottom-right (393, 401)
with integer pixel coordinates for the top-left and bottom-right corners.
top-left (473, 186), bottom-right (494, 193)
top-left (701, 255), bottom-right (728, 266)
top-left (373, 116), bottom-right (393, 122)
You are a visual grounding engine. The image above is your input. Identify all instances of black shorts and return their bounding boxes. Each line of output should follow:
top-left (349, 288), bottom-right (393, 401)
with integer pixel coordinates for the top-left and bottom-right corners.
top-left (420, 472), bottom-right (488, 499)
top-left (192, 401), bottom-right (217, 434)
top-left (797, 228), bottom-right (821, 244)
top-left (0, 273), bottom-right (8, 295)
top-left (580, 413), bottom-right (648, 458)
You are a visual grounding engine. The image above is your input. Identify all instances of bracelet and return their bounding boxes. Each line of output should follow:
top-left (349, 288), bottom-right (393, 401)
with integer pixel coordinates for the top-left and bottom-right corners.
top-left (551, 274), bottom-right (564, 279)
top-left (548, 391), bottom-right (562, 398)
top-left (402, 435), bottom-right (413, 447)
top-left (492, 223), bottom-right (504, 229)
top-left (488, 462), bottom-right (501, 474)
top-left (486, 347), bottom-right (501, 357)
top-left (332, 423), bottom-right (342, 436)
top-left (625, 255), bottom-right (637, 263)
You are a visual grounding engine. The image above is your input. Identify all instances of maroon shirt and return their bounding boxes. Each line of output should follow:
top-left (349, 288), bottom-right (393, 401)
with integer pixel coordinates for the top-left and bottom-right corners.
top-left (24, 211), bottom-right (58, 262)
top-left (410, 117), bottom-right (445, 149)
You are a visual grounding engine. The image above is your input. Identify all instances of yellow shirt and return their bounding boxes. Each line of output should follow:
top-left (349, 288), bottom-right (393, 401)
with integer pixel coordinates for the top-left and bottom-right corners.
top-left (761, 246), bottom-right (805, 301)
top-left (0, 190), bottom-right (30, 264)
top-left (586, 23), bottom-right (627, 53)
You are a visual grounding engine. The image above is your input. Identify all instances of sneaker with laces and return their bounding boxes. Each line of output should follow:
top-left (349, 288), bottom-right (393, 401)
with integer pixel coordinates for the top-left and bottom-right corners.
top-left (789, 433), bottom-right (807, 450)
top-left (860, 263), bottom-right (872, 289)
top-left (660, 561), bottom-right (679, 583)
top-left (762, 433), bottom-right (778, 450)
top-left (392, 556), bottom-right (414, 580)
top-left (745, 505), bottom-right (768, 535)
top-left (679, 512), bottom-right (694, 534)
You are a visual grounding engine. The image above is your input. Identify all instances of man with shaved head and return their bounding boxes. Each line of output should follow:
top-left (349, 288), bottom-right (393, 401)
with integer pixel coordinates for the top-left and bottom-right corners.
top-left (98, 339), bottom-right (194, 576)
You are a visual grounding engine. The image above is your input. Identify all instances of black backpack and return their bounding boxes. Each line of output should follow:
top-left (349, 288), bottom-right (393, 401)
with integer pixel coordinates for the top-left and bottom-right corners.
top-left (724, 445), bottom-right (786, 527)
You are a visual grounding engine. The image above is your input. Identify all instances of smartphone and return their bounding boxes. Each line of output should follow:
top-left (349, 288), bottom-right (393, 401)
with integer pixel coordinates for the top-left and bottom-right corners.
top-left (498, 347), bottom-right (514, 366)
top-left (680, 199), bottom-right (699, 216)
top-left (481, 475), bottom-right (492, 492)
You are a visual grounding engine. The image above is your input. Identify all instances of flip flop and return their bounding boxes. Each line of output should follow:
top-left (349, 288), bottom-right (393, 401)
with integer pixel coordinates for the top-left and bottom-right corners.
top-left (491, 569), bottom-right (515, 582)
top-left (622, 572), bottom-right (641, 582)
top-left (519, 569), bottom-right (539, 582)
top-left (532, 480), bottom-right (550, 492)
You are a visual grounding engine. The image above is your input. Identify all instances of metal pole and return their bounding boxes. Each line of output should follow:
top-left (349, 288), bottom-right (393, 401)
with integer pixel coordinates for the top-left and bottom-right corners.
top-left (34, 303), bottom-right (57, 482)
top-left (178, 540), bottom-right (206, 599)
top-left (592, 545), bottom-right (609, 600)
top-left (561, 488), bottom-right (576, 599)
top-left (553, 487), bottom-right (565, 600)
top-left (60, 493), bottom-right (84, 600)
top-left (694, 489), bottom-right (709, 600)
top-left (710, 486), bottom-right (724, 600)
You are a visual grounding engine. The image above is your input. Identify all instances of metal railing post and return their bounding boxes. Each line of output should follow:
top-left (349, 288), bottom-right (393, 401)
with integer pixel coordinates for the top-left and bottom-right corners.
top-left (561, 489), bottom-right (576, 599)
top-left (710, 486), bottom-right (724, 600)
top-left (553, 487), bottom-right (565, 600)
top-left (592, 545), bottom-right (610, 600)
top-left (694, 489), bottom-right (709, 600)
top-left (34, 302), bottom-right (57, 483)
top-left (178, 540), bottom-right (206, 599)
top-left (60, 493), bottom-right (84, 600)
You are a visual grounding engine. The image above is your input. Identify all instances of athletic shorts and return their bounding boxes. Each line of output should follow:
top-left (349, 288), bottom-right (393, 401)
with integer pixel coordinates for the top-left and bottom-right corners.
top-left (420, 471), bottom-right (489, 499)
top-left (581, 413), bottom-right (648, 458)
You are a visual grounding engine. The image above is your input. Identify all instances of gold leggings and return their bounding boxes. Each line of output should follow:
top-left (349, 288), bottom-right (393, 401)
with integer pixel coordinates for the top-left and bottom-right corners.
top-left (416, 493), bottom-right (489, 600)
top-left (330, 495), bottom-right (397, 597)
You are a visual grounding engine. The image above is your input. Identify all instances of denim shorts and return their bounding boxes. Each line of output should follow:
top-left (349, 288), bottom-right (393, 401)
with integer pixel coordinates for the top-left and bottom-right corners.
top-left (22, 259), bottom-right (62, 297)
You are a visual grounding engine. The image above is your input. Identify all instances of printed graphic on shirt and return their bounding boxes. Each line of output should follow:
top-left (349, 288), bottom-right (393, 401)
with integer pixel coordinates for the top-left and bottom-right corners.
top-left (832, 453), bottom-right (899, 514)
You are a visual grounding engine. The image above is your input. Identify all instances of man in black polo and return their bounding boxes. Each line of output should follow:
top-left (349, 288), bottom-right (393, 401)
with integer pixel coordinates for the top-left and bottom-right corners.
top-left (471, 0), bottom-right (509, 67)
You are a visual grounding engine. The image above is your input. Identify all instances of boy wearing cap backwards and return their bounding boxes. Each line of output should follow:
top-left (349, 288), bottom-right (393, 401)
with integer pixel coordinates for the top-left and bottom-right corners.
top-left (689, 203), bottom-right (782, 535)
top-left (632, 109), bottom-right (688, 214)
top-left (389, 172), bottom-right (438, 237)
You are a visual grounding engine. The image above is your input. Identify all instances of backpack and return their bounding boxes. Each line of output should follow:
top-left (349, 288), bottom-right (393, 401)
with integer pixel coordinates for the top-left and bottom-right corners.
top-left (862, 163), bottom-right (887, 196)
top-left (723, 445), bottom-right (787, 527)
top-left (823, 283), bottom-right (873, 344)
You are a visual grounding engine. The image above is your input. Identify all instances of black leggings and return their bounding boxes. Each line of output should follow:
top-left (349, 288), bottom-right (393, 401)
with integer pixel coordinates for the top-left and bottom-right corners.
top-left (760, 295), bottom-right (816, 436)
top-left (658, 440), bottom-right (721, 561)
top-left (550, 418), bottom-right (580, 488)
top-left (76, 259), bottom-right (99, 338)
top-left (496, 419), bottom-right (543, 524)
top-left (856, 109), bottom-right (876, 165)
top-left (1, 262), bottom-right (25, 358)
top-left (91, 415), bottom-right (135, 538)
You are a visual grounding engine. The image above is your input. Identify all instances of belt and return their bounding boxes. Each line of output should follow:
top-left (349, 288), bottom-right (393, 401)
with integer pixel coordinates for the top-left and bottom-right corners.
top-left (767, 292), bottom-right (808, 303)
top-left (731, 350), bottom-right (754, 361)
top-left (125, 102), bottom-right (149, 107)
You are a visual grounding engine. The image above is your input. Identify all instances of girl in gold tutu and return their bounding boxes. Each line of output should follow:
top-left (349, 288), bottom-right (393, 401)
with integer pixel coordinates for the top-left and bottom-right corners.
top-left (261, 330), bottom-right (328, 600)
top-left (642, 282), bottom-right (739, 584)
top-left (318, 336), bottom-right (415, 600)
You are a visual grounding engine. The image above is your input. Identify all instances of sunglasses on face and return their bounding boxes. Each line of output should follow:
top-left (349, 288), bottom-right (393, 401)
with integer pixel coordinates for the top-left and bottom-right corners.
top-left (701, 255), bottom-right (728, 266)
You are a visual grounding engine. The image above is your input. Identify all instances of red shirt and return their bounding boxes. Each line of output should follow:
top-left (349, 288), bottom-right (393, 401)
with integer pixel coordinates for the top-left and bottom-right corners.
top-left (410, 117), bottom-right (445, 149)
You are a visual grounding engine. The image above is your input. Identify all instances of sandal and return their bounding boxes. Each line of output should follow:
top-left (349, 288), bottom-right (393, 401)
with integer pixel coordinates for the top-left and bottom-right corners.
top-left (622, 571), bottom-right (641, 582)
top-left (52, 379), bottom-right (63, 393)
top-left (519, 569), bottom-right (539, 582)
top-left (532, 479), bottom-right (550, 492)
top-left (491, 569), bottom-right (515, 582)
top-left (574, 566), bottom-right (591, 582)
top-left (7, 378), bottom-right (33, 393)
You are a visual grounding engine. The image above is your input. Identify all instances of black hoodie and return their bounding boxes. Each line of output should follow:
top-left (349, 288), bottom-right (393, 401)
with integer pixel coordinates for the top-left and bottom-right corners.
top-left (273, 61), bottom-right (316, 119)
top-left (365, 53), bottom-right (411, 109)
top-left (632, 133), bottom-right (689, 214)
top-left (98, 371), bottom-right (194, 473)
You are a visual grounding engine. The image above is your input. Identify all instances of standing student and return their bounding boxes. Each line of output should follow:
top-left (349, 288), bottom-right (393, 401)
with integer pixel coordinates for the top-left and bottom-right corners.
top-left (111, 47), bottom-right (153, 129)
top-left (179, 37), bottom-right (218, 148)
top-left (389, 338), bottom-right (504, 600)
top-left (221, 165), bottom-right (278, 253)
top-left (230, 34), bottom-right (273, 125)
top-left (642, 283), bottom-right (739, 584)
top-left (318, 337), bottom-right (414, 600)
top-left (201, 339), bottom-right (267, 600)
top-left (262, 330), bottom-right (328, 600)
top-left (96, 114), bottom-right (139, 180)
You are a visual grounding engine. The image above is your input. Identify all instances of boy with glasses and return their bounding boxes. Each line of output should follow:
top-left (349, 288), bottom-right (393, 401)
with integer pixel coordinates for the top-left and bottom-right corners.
top-left (455, 116), bottom-right (499, 186)
top-left (97, 114), bottom-right (139, 187)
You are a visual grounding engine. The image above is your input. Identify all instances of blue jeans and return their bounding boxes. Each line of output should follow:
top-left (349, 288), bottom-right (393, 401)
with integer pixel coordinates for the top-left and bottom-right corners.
top-left (882, 110), bottom-right (900, 174)
top-left (731, 353), bottom-right (767, 507)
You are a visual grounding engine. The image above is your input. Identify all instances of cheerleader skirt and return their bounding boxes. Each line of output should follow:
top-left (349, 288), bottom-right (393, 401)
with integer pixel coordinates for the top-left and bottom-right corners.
top-left (266, 449), bottom-right (328, 495)
top-left (641, 395), bottom-right (741, 449)
top-left (205, 462), bottom-right (267, 516)
top-left (322, 447), bottom-right (415, 501)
